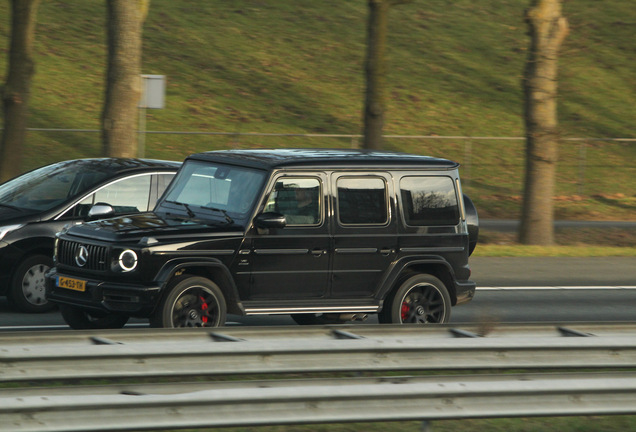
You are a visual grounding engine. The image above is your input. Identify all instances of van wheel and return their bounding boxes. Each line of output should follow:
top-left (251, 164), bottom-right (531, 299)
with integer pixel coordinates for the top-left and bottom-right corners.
top-left (59, 305), bottom-right (129, 329)
top-left (8, 255), bottom-right (55, 313)
top-left (150, 276), bottom-right (226, 328)
top-left (379, 274), bottom-right (451, 324)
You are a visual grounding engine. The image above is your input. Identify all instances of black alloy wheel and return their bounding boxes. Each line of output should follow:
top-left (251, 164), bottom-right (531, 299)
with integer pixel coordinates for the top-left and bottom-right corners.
top-left (151, 275), bottom-right (227, 328)
top-left (379, 274), bottom-right (451, 324)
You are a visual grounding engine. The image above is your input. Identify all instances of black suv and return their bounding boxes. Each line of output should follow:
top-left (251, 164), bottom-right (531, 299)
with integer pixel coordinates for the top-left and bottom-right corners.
top-left (46, 149), bottom-right (478, 329)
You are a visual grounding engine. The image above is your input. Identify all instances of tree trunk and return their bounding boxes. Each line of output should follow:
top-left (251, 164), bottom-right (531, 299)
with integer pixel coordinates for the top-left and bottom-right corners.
top-left (0, 0), bottom-right (40, 182)
top-left (362, 0), bottom-right (390, 150)
top-left (101, 0), bottom-right (149, 158)
top-left (519, 0), bottom-right (568, 245)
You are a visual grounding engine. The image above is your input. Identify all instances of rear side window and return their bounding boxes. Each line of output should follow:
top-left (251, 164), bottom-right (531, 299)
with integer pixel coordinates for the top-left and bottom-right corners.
top-left (337, 177), bottom-right (388, 225)
top-left (400, 176), bottom-right (459, 226)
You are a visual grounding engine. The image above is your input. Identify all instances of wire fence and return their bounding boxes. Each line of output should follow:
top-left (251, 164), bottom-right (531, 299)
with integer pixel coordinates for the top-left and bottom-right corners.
top-left (16, 128), bottom-right (636, 200)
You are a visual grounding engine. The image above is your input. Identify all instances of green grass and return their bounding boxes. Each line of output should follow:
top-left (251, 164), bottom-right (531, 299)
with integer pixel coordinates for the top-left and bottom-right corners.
top-left (0, 0), bottom-right (634, 223)
top-left (477, 226), bottom-right (636, 256)
top-left (475, 244), bottom-right (636, 257)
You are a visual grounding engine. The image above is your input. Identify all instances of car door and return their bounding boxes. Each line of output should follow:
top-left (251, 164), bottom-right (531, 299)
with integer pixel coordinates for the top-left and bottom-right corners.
top-left (246, 173), bottom-right (330, 300)
top-left (330, 172), bottom-right (398, 298)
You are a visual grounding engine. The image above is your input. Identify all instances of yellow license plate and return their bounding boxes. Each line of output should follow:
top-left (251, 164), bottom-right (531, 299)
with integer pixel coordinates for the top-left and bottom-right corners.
top-left (57, 276), bottom-right (86, 292)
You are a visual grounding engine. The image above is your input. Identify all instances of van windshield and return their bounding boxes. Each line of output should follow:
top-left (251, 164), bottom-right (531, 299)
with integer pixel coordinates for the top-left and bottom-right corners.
top-left (157, 160), bottom-right (267, 225)
top-left (0, 160), bottom-right (113, 212)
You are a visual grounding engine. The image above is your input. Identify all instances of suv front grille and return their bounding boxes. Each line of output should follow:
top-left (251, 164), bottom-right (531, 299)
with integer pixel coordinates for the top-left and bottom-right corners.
top-left (58, 240), bottom-right (109, 271)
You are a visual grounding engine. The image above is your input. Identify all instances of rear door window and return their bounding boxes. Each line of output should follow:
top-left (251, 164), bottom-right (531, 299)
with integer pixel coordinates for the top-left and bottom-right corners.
top-left (336, 176), bottom-right (388, 225)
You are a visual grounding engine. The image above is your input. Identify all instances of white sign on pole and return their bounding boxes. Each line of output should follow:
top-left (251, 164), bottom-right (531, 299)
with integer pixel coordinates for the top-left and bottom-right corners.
top-left (140, 74), bottom-right (165, 109)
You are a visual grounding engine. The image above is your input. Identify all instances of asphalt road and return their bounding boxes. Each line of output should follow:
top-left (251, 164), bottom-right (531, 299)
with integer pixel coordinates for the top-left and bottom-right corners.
top-left (1, 257), bottom-right (634, 329)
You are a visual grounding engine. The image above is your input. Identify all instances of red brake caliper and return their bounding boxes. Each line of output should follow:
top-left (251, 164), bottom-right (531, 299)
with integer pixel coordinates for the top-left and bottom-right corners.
top-left (200, 296), bottom-right (209, 324)
top-left (401, 302), bottom-right (410, 321)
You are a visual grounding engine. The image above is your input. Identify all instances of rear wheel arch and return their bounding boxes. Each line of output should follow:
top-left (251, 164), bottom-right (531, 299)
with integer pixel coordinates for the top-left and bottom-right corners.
top-left (380, 261), bottom-right (457, 306)
top-left (379, 273), bottom-right (451, 324)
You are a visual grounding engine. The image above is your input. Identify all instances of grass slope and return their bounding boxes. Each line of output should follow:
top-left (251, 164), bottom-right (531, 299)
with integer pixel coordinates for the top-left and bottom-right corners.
top-left (0, 0), bottom-right (634, 221)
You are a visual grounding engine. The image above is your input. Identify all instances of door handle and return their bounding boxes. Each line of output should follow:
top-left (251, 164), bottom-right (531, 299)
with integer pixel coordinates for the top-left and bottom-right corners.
top-left (380, 248), bottom-right (393, 256)
top-left (311, 249), bottom-right (326, 257)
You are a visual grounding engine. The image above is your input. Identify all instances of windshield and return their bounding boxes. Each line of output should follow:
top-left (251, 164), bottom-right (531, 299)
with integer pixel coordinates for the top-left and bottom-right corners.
top-left (158, 160), bottom-right (267, 225)
top-left (0, 160), bottom-right (113, 212)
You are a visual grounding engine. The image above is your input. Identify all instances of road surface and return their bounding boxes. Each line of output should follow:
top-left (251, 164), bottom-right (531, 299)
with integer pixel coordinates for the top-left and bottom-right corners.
top-left (1, 257), bottom-right (634, 329)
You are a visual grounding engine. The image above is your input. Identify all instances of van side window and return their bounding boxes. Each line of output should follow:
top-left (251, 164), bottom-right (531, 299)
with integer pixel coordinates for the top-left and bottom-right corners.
top-left (400, 176), bottom-right (459, 226)
top-left (72, 175), bottom-right (153, 218)
top-left (337, 177), bottom-right (388, 225)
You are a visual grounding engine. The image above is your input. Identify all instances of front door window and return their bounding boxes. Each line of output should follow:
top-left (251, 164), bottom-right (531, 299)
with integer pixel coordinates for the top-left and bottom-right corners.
top-left (264, 178), bottom-right (321, 226)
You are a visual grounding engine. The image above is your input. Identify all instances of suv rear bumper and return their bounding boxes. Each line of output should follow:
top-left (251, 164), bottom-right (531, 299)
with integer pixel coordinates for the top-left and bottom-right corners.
top-left (45, 268), bottom-right (161, 316)
top-left (455, 280), bottom-right (476, 305)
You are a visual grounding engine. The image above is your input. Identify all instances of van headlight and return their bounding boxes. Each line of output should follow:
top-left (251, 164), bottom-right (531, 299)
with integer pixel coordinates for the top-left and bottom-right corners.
top-left (117, 249), bottom-right (138, 272)
top-left (53, 236), bottom-right (59, 263)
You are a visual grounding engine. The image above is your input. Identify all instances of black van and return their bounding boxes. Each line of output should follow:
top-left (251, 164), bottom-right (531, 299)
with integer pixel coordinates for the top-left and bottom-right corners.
top-left (46, 149), bottom-right (478, 329)
top-left (0, 158), bottom-right (179, 313)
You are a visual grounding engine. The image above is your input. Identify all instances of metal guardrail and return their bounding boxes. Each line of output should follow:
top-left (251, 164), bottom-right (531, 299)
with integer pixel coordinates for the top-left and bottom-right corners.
top-left (2, 324), bottom-right (636, 431)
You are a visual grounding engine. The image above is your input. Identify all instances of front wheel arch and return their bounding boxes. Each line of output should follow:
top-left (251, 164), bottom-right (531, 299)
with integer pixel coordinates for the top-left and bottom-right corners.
top-left (150, 275), bottom-right (227, 328)
top-left (8, 254), bottom-right (55, 313)
top-left (155, 260), bottom-right (241, 315)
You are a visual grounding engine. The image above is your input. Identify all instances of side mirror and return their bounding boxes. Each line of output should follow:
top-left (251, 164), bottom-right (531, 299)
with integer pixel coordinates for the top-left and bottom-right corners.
top-left (254, 212), bottom-right (287, 229)
top-left (88, 203), bottom-right (115, 220)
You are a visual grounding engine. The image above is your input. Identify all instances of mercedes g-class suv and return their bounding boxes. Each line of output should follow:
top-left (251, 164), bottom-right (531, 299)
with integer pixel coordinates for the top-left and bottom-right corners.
top-left (46, 149), bottom-right (478, 329)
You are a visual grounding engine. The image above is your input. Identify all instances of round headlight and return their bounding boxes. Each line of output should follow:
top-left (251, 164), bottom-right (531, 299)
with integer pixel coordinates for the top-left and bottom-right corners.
top-left (118, 249), bottom-right (138, 272)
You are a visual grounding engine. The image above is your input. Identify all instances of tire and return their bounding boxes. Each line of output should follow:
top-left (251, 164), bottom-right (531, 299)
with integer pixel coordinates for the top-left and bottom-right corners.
top-left (59, 304), bottom-right (129, 330)
top-left (150, 275), bottom-right (227, 328)
top-left (8, 255), bottom-right (55, 313)
top-left (379, 274), bottom-right (451, 324)
top-left (291, 313), bottom-right (347, 325)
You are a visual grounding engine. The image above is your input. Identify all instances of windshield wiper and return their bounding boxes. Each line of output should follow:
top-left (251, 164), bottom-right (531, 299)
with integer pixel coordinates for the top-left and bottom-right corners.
top-left (201, 205), bottom-right (234, 224)
top-left (164, 200), bottom-right (196, 218)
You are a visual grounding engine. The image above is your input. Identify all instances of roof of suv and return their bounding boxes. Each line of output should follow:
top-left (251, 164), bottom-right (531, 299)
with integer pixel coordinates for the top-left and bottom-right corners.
top-left (187, 149), bottom-right (459, 170)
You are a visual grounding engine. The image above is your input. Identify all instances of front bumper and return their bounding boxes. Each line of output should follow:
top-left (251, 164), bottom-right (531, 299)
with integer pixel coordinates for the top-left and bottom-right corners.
top-left (45, 268), bottom-right (161, 317)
